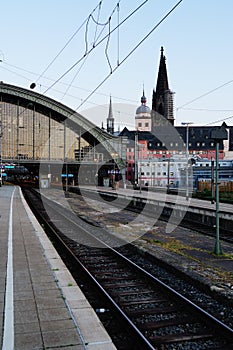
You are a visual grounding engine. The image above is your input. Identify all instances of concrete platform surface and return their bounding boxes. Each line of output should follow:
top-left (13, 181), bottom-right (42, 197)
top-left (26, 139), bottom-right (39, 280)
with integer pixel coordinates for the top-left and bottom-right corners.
top-left (0, 185), bottom-right (116, 350)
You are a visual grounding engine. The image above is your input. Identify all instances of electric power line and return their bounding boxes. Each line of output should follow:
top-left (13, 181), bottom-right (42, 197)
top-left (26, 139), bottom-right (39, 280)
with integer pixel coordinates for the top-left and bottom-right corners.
top-left (35, 1), bottom-right (106, 84)
top-left (0, 60), bottom-right (138, 103)
top-left (181, 107), bottom-right (233, 112)
top-left (42, 0), bottom-right (149, 95)
top-left (177, 79), bottom-right (233, 110)
top-left (205, 115), bottom-right (233, 126)
top-left (62, 1), bottom-right (122, 101)
top-left (75, 0), bottom-right (183, 111)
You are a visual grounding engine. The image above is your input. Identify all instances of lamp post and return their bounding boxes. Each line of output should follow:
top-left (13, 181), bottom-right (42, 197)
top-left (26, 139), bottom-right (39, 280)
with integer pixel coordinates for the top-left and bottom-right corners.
top-left (0, 120), bottom-right (2, 186)
top-left (134, 130), bottom-right (138, 186)
top-left (181, 122), bottom-right (193, 200)
top-left (210, 123), bottom-right (228, 255)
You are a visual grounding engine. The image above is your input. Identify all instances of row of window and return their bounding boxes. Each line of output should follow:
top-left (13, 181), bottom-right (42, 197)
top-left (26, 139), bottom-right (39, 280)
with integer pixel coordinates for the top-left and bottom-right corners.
top-left (137, 122), bottom-right (150, 128)
top-left (127, 147), bottom-right (215, 154)
top-left (127, 162), bottom-right (184, 168)
top-left (147, 141), bottom-right (215, 149)
top-left (127, 171), bottom-right (176, 177)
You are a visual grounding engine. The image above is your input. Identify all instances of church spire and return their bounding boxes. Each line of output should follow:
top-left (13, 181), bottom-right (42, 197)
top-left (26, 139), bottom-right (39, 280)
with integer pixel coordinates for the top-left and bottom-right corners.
top-left (141, 85), bottom-right (147, 105)
top-left (107, 95), bottom-right (114, 134)
top-left (152, 46), bottom-right (174, 126)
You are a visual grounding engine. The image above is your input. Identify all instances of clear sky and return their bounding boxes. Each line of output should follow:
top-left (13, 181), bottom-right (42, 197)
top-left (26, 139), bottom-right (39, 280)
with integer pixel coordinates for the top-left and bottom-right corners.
top-left (1, 0), bottom-right (233, 130)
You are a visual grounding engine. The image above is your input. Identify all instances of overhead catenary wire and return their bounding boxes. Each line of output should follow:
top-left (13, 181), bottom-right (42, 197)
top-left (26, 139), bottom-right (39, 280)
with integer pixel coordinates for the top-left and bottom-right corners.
top-left (176, 78), bottom-right (233, 126)
top-left (117, 2), bottom-right (120, 66)
top-left (35, 1), bottom-right (105, 85)
top-left (0, 60), bottom-right (138, 128)
top-left (0, 60), bottom-right (138, 104)
top-left (180, 108), bottom-right (233, 112)
top-left (93, 1), bottom-right (103, 44)
top-left (42, 0), bottom-right (149, 95)
top-left (205, 115), bottom-right (233, 126)
top-left (177, 79), bottom-right (233, 111)
top-left (60, 56), bottom-right (89, 101)
top-left (75, 0), bottom-right (183, 111)
top-left (62, 1), bottom-right (122, 101)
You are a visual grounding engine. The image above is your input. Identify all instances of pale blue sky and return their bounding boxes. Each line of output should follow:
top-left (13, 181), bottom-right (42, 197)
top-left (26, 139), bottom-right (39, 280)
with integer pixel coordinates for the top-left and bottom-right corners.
top-left (1, 0), bottom-right (233, 129)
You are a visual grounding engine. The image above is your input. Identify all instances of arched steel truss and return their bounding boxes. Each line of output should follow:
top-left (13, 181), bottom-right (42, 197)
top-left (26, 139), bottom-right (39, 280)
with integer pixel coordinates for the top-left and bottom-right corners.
top-left (0, 82), bottom-right (126, 167)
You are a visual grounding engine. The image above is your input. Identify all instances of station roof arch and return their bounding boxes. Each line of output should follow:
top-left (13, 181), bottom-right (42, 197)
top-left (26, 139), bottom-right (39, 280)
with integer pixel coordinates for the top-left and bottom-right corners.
top-left (0, 81), bottom-right (117, 149)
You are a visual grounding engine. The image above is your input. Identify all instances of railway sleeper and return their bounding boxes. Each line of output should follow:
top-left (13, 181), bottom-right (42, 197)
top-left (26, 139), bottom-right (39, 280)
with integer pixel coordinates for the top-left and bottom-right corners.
top-left (101, 281), bottom-right (146, 288)
top-left (120, 298), bottom-right (166, 306)
top-left (139, 316), bottom-right (196, 330)
top-left (125, 306), bottom-right (178, 316)
top-left (150, 331), bottom-right (214, 344)
top-left (110, 289), bottom-right (153, 296)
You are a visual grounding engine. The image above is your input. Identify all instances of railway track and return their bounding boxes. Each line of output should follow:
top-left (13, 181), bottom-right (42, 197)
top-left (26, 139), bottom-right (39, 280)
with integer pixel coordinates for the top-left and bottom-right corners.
top-left (73, 186), bottom-right (233, 243)
top-left (23, 187), bottom-right (233, 350)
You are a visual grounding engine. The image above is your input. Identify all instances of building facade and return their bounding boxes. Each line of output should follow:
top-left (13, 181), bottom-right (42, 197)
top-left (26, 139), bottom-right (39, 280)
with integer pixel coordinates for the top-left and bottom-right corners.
top-left (120, 46), bottom-right (233, 187)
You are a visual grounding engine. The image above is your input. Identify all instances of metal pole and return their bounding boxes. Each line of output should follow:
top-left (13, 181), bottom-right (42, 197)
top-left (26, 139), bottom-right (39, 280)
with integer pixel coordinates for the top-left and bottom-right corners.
top-left (167, 158), bottom-right (170, 193)
top-left (211, 159), bottom-right (215, 204)
top-left (32, 105), bottom-right (35, 159)
top-left (0, 120), bottom-right (2, 186)
top-left (214, 141), bottom-right (222, 255)
top-left (64, 120), bottom-right (68, 192)
top-left (139, 167), bottom-right (141, 193)
top-left (48, 111), bottom-right (51, 161)
top-left (185, 125), bottom-right (189, 200)
top-left (134, 131), bottom-right (138, 185)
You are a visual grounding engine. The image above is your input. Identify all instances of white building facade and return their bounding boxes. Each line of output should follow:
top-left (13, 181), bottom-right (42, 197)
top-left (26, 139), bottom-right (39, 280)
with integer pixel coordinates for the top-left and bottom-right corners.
top-left (138, 157), bottom-right (186, 188)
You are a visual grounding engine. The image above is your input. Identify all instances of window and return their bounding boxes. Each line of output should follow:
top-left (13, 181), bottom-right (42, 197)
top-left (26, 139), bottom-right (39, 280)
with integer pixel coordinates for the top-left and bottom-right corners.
top-left (138, 122), bottom-right (142, 127)
top-left (145, 122), bottom-right (149, 127)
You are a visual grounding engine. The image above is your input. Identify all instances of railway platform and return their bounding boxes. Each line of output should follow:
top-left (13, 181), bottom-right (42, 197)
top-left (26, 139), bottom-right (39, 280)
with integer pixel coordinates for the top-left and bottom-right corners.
top-left (0, 185), bottom-right (116, 350)
top-left (77, 185), bottom-right (233, 238)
